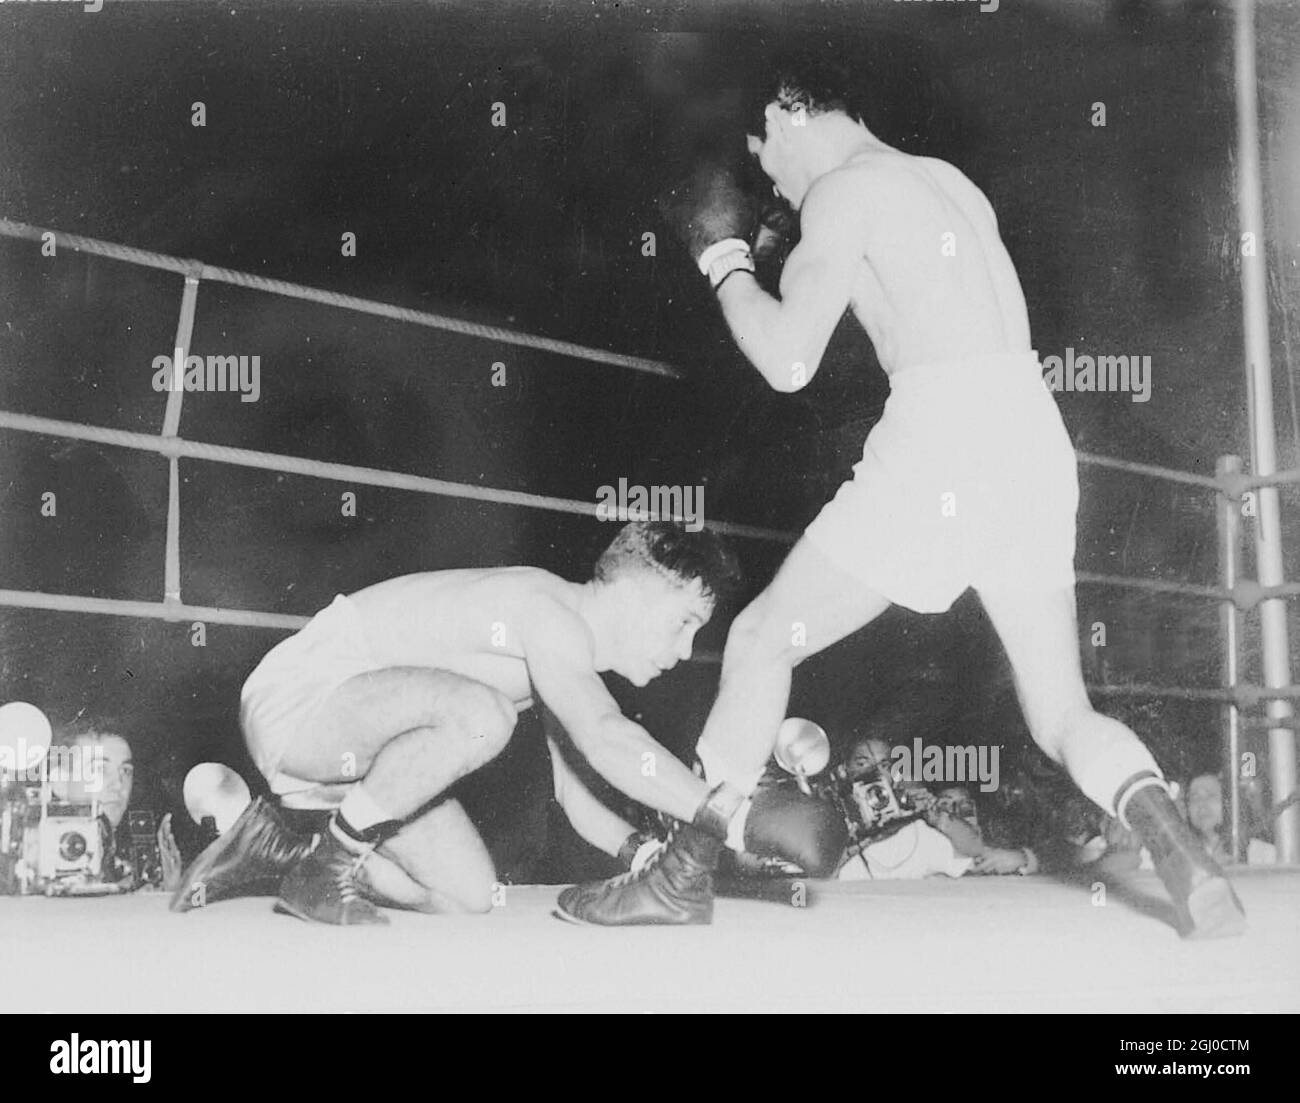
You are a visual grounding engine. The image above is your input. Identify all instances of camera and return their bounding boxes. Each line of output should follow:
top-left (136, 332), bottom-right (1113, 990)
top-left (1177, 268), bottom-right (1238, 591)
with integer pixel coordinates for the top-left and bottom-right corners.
top-left (123, 809), bottom-right (163, 889)
top-left (0, 767), bottom-right (130, 895)
top-left (726, 719), bottom-right (926, 878)
top-left (38, 805), bottom-right (108, 883)
top-left (818, 760), bottom-right (924, 848)
top-left (0, 779), bottom-right (39, 894)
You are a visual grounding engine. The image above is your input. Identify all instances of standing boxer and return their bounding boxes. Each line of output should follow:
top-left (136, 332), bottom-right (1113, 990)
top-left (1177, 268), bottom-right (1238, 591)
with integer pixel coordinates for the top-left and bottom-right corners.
top-left (559, 55), bottom-right (1244, 937)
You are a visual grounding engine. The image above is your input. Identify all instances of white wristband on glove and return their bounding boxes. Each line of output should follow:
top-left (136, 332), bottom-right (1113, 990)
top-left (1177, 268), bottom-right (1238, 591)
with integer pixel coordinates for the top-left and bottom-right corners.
top-left (697, 238), bottom-right (755, 289)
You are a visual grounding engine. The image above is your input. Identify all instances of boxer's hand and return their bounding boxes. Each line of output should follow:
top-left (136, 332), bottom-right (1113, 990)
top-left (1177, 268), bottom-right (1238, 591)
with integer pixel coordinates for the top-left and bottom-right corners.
top-left (742, 786), bottom-right (848, 878)
top-left (902, 781), bottom-right (935, 812)
top-left (662, 161), bottom-right (758, 265)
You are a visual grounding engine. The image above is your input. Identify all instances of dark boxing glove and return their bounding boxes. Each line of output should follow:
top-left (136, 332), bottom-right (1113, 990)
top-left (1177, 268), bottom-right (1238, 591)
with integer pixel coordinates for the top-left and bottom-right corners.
top-left (661, 161), bottom-right (759, 288)
top-left (751, 198), bottom-right (798, 266)
top-left (739, 785), bottom-right (848, 878)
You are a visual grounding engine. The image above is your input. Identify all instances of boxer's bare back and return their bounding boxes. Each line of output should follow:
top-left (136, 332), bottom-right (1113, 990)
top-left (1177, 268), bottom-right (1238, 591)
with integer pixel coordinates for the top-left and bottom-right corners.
top-left (839, 150), bottom-right (1031, 373)
top-left (346, 568), bottom-right (570, 712)
top-left (746, 141), bottom-right (1032, 384)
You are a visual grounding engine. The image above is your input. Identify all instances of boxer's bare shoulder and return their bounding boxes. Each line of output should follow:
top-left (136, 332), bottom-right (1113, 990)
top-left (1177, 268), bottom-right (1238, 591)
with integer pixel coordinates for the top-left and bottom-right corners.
top-left (343, 567), bottom-right (586, 705)
top-left (813, 148), bottom-right (1031, 371)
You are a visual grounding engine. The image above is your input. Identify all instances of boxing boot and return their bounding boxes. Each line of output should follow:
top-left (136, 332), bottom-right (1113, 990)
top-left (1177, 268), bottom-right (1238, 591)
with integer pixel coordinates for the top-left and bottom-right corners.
top-left (1123, 782), bottom-right (1245, 939)
top-left (275, 832), bottom-right (389, 926)
top-left (555, 785), bottom-right (740, 925)
top-left (170, 795), bottom-right (318, 913)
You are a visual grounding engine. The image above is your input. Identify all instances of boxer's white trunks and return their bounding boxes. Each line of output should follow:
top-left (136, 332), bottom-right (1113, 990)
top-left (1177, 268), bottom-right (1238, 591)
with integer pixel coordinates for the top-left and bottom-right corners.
top-left (803, 351), bottom-right (1078, 613)
top-left (241, 594), bottom-right (373, 803)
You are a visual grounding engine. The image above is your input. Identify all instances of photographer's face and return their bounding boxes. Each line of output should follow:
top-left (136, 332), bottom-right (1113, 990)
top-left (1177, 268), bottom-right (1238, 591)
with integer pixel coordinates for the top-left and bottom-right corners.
top-left (846, 738), bottom-right (891, 781)
top-left (936, 786), bottom-right (977, 827)
top-left (56, 734), bottom-right (134, 827)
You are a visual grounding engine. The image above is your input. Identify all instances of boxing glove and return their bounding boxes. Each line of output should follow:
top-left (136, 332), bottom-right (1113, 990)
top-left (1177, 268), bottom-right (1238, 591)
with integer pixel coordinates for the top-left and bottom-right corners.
top-left (751, 198), bottom-right (798, 265)
top-left (740, 785), bottom-right (847, 878)
top-left (661, 160), bottom-right (758, 267)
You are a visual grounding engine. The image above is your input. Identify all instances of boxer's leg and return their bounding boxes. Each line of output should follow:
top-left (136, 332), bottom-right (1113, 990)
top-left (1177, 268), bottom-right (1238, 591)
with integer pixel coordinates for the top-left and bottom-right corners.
top-left (973, 586), bottom-right (1142, 785)
top-left (976, 584), bottom-right (1244, 937)
top-left (696, 536), bottom-right (892, 793)
top-left (276, 669), bottom-right (516, 925)
top-left (360, 798), bottom-right (498, 914)
top-left (279, 667), bottom-right (517, 818)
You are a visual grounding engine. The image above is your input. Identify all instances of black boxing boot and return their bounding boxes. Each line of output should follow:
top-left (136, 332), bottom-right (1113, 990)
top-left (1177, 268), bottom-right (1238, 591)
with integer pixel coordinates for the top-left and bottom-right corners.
top-left (1120, 777), bottom-right (1245, 939)
top-left (555, 785), bottom-right (742, 926)
top-left (170, 795), bottom-right (318, 913)
top-left (275, 830), bottom-right (390, 926)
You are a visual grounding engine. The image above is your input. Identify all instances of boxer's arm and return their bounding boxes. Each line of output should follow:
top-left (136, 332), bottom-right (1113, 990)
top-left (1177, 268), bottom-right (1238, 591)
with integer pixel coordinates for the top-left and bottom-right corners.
top-left (547, 736), bottom-right (638, 857)
top-left (715, 170), bottom-right (868, 393)
top-left (520, 600), bottom-right (707, 822)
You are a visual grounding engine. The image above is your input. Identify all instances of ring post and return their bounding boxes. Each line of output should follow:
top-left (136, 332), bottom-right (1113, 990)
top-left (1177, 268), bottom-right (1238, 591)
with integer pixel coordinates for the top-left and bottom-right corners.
top-left (1217, 455), bottom-right (1244, 862)
top-left (163, 273), bottom-right (201, 607)
top-left (1235, 0), bottom-right (1300, 860)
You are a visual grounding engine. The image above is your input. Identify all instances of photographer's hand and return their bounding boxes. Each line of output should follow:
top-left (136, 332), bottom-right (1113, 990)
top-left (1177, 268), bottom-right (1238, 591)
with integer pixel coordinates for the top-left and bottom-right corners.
top-left (971, 847), bottom-right (1029, 875)
top-left (904, 783), bottom-right (935, 810)
top-left (158, 813), bottom-right (184, 893)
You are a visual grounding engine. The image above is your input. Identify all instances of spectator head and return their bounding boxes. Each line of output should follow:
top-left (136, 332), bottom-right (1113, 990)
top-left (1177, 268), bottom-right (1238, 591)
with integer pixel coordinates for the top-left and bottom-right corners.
top-left (935, 785), bottom-right (978, 830)
top-left (1186, 773), bottom-right (1225, 841)
top-left (49, 718), bottom-right (134, 828)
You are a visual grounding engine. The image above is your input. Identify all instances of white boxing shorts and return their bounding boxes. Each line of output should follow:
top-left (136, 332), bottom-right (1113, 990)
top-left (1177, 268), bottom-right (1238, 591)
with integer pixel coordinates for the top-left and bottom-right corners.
top-left (802, 352), bottom-right (1079, 613)
top-left (240, 594), bottom-right (375, 802)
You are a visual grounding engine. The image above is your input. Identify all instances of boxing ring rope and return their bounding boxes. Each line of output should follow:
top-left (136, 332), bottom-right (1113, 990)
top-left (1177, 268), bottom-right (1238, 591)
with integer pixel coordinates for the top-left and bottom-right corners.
top-left (1, 380), bottom-right (1294, 755)
top-left (0, 219), bottom-right (682, 381)
top-left (0, 405), bottom-right (1244, 614)
top-left (1073, 451), bottom-right (1219, 491)
top-left (0, 408), bottom-right (796, 552)
top-left (0, 235), bottom-right (1291, 699)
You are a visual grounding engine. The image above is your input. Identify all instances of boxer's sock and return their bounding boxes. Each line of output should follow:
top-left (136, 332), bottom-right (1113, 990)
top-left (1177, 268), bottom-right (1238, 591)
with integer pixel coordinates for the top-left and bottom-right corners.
top-left (331, 787), bottom-right (401, 852)
top-left (1058, 715), bottom-right (1166, 817)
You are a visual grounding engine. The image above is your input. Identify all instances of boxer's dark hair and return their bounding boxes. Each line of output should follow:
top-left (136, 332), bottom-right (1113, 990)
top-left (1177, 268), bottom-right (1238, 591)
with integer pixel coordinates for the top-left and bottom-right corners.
top-left (594, 521), bottom-right (743, 605)
top-left (746, 52), bottom-right (866, 135)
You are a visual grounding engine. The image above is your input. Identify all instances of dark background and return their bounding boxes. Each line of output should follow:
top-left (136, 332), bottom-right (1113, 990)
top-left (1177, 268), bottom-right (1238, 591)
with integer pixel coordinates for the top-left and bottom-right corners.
top-left (2, 0), bottom-right (1298, 872)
